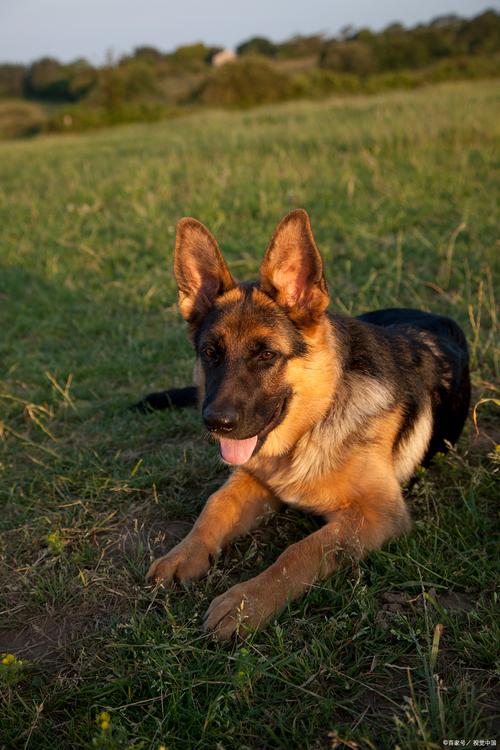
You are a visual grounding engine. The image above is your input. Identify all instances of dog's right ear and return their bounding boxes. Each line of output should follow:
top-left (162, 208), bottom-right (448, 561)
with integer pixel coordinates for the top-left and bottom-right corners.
top-left (174, 218), bottom-right (235, 325)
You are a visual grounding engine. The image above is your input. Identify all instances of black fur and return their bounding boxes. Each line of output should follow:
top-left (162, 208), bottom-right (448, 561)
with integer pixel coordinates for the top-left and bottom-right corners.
top-left (354, 308), bottom-right (470, 463)
top-left (133, 386), bottom-right (198, 413)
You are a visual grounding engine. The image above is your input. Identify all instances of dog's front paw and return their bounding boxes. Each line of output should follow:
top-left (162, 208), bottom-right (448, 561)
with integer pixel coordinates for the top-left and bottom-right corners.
top-left (147, 536), bottom-right (213, 585)
top-left (203, 579), bottom-right (275, 640)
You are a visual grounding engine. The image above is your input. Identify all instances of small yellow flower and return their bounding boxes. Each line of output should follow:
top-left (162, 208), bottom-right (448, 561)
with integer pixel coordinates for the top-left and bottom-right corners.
top-left (100, 720), bottom-right (110, 731)
top-left (2, 653), bottom-right (15, 665)
top-left (159, 745), bottom-right (167, 750)
top-left (98, 711), bottom-right (110, 722)
top-left (47, 531), bottom-right (64, 553)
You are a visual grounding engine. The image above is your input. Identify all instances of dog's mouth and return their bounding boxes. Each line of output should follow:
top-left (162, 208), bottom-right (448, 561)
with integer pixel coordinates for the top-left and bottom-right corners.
top-left (217, 397), bottom-right (288, 466)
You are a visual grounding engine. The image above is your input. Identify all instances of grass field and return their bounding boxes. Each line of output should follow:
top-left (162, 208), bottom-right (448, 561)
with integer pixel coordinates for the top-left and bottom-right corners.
top-left (0, 80), bottom-right (498, 749)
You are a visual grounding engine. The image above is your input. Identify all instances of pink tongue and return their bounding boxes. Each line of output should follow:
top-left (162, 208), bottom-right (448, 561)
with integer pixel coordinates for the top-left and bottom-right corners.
top-left (219, 435), bottom-right (258, 465)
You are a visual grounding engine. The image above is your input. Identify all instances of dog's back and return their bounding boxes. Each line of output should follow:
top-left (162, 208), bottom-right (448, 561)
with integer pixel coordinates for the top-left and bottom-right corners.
top-left (355, 308), bottom-right (470, 464)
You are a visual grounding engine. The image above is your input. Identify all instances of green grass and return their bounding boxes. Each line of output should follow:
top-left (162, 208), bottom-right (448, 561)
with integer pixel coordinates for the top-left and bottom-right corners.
top-left (0, 80), bottom-right (498, 750)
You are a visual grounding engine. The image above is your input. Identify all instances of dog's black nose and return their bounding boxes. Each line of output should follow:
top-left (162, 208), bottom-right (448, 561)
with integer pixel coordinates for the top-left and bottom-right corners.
top-left (203, 404), bottom-right (239, 433)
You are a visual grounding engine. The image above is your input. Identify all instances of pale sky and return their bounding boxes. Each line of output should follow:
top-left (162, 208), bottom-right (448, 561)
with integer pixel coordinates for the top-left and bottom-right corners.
top-left (0, 0), bottom-right (495, 65)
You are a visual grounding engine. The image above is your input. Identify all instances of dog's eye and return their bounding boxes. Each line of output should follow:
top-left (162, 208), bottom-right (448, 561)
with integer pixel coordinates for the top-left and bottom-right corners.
top-left (258, 350), bottom-right (276, 361)
top-left (202, 346), bottom-right (217, 359)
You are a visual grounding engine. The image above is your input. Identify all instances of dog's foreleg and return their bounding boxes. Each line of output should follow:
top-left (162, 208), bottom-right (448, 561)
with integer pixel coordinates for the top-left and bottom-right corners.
top-left (147, 469), bottom-right (281, 584)
top-left (203, 487), bottom-right (410, 639)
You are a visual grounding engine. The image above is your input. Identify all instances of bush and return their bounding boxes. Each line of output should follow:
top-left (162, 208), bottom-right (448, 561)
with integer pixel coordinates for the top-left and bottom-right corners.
top-left (131, 46), bottom-right (165, 64)
top-left (424, 54), bottom-right (500, 82)
top-left (0, 99), bottom-right (46, 138)
top-left (25, 57), bottom-right (66, 99)
top-left (237, 37), bottom-right (277, 58)
top-left (46, 101), bottom-right (175, 133)
top-left (0, 65), bottom-right (26, 98)
top-left (65, 60), bottom-right (97, 100)
top-left (293, 69), bottom-right (362, 97)
top-left (364, 69), bottom-right (423, 93)
top-left (276, 34), bottom-right (325, 60)
top-left (457, 10), bottom-right (500, 55)
top-left (25, 57), bottom-right (96, 101)
top-left (167, 43), bottom-right (216, 70)
top-left (194, 58), bottom-right (294, 107)
top-left (320, 41), bottom-right (376, 75)
top-left (88, 61), bottom-right (160, 109)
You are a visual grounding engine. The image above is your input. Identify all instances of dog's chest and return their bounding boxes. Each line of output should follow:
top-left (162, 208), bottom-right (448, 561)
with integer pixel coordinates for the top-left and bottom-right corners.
top-left (252, 436), bottom-right (344, 513)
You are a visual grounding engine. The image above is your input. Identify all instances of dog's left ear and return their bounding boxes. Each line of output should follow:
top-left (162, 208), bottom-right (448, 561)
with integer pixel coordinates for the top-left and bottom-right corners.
top-left (260, 209), bottom-right (329, 327)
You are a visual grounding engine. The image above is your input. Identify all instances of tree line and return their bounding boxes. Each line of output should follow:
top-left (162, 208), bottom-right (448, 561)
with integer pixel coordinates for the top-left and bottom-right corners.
top-left (0, 10), bottom-right (499, 137)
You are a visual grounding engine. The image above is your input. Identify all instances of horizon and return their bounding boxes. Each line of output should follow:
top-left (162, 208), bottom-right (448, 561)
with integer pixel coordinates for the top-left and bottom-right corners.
top-left (0, 0), bottom-right (493, 66)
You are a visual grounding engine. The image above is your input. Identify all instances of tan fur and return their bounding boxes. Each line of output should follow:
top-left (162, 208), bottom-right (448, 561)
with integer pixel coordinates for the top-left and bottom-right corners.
top-left (208, 288), bottom-right (299, 358)
top-left (215, 286), bottom-right (245, 306)
top-left (394, 402), bottom-right (433, 482)
top-left (252, 405), bottom-right (409, 520)
top-left (259, 317), bottom-right (340, 458)
top-left (258, 371), bottom-right (394, 491)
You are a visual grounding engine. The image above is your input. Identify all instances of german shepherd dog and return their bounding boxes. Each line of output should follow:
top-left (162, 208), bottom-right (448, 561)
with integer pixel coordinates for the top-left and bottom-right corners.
top-left (141, 209), bottom-right (470, 640)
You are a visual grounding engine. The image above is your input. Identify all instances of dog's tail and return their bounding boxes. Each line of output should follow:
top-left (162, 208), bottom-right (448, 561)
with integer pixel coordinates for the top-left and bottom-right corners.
top-left (134, 386), bottom-right (198, 413)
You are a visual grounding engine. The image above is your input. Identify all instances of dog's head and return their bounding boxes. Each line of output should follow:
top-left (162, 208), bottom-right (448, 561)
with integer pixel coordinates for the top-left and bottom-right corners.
top-left (174, 209), bottom-right (334, 465)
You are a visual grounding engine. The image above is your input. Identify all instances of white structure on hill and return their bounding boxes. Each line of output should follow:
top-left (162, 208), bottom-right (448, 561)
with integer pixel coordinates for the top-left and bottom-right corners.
top-left (212, 49), bottom-right (236, 67)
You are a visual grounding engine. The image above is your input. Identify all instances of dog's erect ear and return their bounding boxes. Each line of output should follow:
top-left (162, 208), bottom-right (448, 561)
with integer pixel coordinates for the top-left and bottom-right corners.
top-left (259, 209), bottom-right (329, 326)
top-left (174, 218), bottom-right (235, 324)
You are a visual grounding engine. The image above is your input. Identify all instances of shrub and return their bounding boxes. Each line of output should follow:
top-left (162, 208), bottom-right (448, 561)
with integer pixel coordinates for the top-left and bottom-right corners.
top-left (237, 37), bottom-right (277, 58)
top-left (25, 57), bottom-right (96, 101)
top-left (457, 9), bottom-right (500, 55)
top-left (320, 41), bottom-right (376, 76)
top-left (65, 59), bottom-right (97, 100)
top-left (0, 99), bottom-right (46, 138)
top-left (167, 43), bottom-right (216, 70)
top-left (46, 101), bottom-right (175, 133)
top-left (131, 46), bottom-right (165, 63)
top-left (25, 57), bottom-right (66, 99)
top-left (424, 53), bottom-right (500, 82)
top-left (0, 65), bottom-right (26, 98)
top-left (88, 61), bottom-right (160, 109)
top-left (276, 34), bottom-right (325, 60)
top-left (364, 69), bottom-right (423, 93)
top-left (293, 69), bottom-right (362, 97)
top-left (194, 58), bottom-right (294, 107)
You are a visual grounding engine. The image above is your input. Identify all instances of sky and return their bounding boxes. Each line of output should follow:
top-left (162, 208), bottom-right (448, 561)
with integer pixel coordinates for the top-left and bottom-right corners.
top-left (0, 0), bottom-right (495, 65)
